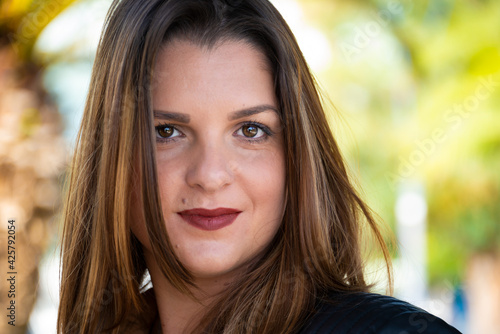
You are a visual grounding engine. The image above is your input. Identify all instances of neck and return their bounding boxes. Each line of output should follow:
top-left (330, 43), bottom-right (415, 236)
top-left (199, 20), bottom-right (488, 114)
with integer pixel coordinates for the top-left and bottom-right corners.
top-left (144, 250), bottom-right (235, 334)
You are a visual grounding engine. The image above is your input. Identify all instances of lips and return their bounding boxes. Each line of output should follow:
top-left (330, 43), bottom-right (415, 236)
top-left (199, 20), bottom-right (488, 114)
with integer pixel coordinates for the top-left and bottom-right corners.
top-left (177, 208), bottom-right (241, 231)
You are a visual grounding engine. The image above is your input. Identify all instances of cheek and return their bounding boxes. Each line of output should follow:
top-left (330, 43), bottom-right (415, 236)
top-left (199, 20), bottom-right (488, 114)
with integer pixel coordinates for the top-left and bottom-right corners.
top-left (241, 149), bottom-right (286, 212)
top-left (155, 156), bottom-right (185, 206)
top-left (239, 150), bottom-right (286, 257)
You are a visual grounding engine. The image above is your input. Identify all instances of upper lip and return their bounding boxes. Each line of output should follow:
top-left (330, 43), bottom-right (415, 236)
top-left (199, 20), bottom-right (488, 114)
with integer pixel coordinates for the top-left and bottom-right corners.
top-left (178, 208), bottom-right (241, 217)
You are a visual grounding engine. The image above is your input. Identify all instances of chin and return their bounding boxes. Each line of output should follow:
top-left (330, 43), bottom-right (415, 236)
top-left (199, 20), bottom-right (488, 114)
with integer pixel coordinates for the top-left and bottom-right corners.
top-left (185, 261), bottom-right (242, 280)
top-left (177, 249), bottom-right (247, 280)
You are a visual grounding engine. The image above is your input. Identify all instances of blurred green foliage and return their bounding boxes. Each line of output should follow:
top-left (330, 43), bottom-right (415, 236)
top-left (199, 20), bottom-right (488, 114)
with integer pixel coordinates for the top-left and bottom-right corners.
top-left (300, 0), bottom-right (500, 285)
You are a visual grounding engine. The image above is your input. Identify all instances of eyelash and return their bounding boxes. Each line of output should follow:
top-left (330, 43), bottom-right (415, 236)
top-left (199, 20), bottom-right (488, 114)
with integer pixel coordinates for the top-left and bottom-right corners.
top-left (154, 121), bottom-right (273, 144)
top-left (154, 123), bottom-right (183, 143)
top-left (235, 121), bottom-right (273, 144)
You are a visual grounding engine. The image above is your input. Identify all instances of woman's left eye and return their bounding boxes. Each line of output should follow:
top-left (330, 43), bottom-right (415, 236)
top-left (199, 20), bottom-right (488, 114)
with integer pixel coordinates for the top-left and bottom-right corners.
top-left (235, 123), bottom-right (271, 140)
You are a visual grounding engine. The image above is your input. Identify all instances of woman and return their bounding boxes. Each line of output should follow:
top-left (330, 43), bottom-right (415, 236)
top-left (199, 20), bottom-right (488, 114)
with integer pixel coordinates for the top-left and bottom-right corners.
top-left (58, 0), bottom-right (461, 333)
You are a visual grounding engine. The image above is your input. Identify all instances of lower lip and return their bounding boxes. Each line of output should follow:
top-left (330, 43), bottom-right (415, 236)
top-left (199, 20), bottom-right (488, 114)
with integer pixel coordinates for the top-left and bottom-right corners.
top-left (178, 212), bottom-right (240, 231)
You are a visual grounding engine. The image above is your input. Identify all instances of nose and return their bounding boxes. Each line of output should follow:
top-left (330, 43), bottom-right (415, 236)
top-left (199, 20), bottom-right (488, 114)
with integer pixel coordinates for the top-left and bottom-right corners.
top-left (185, 141), bottom-right (234, 193)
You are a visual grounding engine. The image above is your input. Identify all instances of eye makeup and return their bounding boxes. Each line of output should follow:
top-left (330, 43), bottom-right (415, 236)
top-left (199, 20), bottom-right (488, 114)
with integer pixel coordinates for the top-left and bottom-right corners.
top-left (154, 120), bottom-right (274, 144)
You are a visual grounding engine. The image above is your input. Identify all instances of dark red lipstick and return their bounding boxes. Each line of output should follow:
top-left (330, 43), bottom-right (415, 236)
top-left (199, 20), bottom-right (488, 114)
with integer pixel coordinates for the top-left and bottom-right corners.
top-left (178, 208), bottom-right (241, 231)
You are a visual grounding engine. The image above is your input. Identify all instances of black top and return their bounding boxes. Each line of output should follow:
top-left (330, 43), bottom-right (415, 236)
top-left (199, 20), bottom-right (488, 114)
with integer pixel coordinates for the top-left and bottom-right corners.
top-left (298, 292), bottom-right (462, 333)
top-left (129, 289), bottom-right (462, 333)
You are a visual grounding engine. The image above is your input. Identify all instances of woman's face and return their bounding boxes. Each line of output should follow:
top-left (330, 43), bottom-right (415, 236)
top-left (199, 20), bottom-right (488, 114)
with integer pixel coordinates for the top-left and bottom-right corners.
top-left (144, 39), bottom-right (285, 279)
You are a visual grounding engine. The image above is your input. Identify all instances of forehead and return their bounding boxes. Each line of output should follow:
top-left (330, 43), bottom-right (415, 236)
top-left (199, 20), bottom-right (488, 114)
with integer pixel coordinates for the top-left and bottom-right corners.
top-left (151, 39), bottom-right (276, 113)
top-left (154, 38), bottom-right (270, 77)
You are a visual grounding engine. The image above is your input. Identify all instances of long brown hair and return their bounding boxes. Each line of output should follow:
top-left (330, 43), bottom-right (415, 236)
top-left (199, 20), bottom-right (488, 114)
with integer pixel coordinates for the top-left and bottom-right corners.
top-left (58, 0), bottom-right (393, 333)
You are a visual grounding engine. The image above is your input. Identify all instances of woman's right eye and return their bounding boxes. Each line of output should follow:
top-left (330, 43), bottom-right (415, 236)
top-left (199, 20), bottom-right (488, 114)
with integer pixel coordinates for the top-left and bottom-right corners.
top-left (155, 124), bottom-right (182, 141)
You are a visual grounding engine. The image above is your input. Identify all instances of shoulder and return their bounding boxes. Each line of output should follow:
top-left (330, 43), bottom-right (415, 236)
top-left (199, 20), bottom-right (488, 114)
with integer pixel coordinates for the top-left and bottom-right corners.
top-left (299, 291), bottom-right (462, 334)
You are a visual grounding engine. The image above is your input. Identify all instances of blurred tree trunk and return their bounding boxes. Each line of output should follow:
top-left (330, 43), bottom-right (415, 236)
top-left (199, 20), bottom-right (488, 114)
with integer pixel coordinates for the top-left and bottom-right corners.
top-left (0, 1), bottom-right (75, 332)
top-left (0, 41), bottom-right (66, 334)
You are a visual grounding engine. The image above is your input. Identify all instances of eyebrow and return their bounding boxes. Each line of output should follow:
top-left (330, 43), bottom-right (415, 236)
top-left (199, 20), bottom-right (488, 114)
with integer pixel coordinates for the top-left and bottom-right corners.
top-left (153, 104), bottom-right (278, 123)
top-left (153, 110), bottom-right (190, 123)
top-left (228, 104), bottom-right (279, 121)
